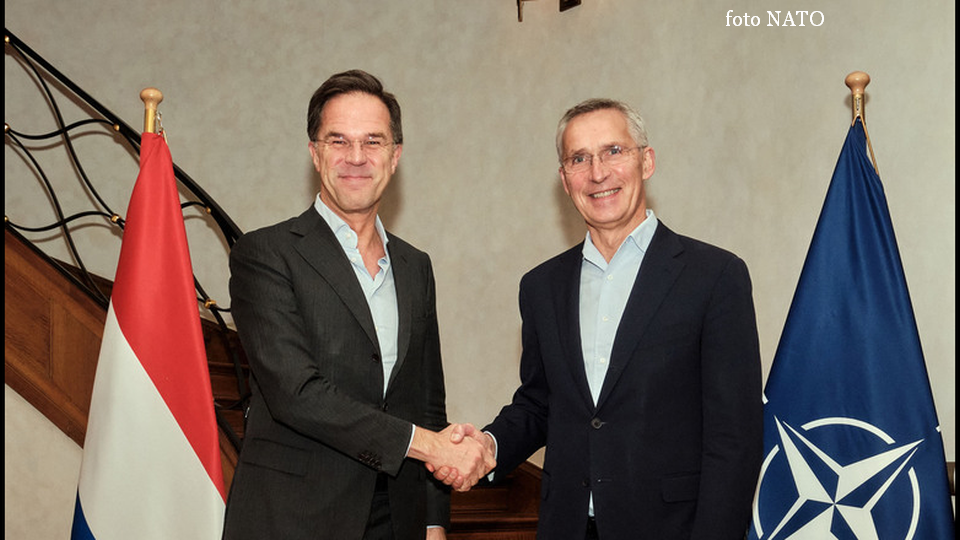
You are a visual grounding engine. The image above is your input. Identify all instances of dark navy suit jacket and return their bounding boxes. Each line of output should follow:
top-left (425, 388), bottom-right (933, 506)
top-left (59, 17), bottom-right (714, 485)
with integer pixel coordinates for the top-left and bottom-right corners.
top-left (485, 221), bottom-right (762, 539)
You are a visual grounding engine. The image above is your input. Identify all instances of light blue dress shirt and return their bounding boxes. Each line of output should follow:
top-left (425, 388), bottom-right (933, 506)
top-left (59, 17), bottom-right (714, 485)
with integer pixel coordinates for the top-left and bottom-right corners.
top-left (314, 196), bottom-right (399, 397)
top-left (579, 209), bottom-right (658, 405)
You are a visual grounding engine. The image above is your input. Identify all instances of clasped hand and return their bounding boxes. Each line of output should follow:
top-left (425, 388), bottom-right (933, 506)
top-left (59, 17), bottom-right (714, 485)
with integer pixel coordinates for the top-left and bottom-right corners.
top-left (424, 423), bottom-right (495, 492)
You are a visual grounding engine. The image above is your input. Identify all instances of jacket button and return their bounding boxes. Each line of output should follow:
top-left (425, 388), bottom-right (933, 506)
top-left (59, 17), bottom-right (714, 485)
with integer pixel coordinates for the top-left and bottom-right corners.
top-left (591, 418), bottom-right (603, 429)
top-left (372, 353), bottom-right (380, 363)
top-left (582, 478), bottom-right (590, 487)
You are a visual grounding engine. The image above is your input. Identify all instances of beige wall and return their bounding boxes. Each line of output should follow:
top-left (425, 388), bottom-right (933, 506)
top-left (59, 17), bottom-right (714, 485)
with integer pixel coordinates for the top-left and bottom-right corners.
top-left (5, 1), bottom-right (954, 536)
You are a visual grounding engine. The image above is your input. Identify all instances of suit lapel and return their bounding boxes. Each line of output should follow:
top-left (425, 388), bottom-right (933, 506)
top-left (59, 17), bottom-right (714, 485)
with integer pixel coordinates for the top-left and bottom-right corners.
top-left (554, 245), bottom-right (597, 412)
top-left (385, 238), bottom-right (412, 393)
top-left (596, 224), bottom-right (684, 410)
top-left (290, 209), bottom-right (380, 349)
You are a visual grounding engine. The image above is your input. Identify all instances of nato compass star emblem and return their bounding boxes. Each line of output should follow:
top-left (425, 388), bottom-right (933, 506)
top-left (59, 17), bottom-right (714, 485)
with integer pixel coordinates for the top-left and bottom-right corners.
top-left (751, 416), bottom-right (924, 539)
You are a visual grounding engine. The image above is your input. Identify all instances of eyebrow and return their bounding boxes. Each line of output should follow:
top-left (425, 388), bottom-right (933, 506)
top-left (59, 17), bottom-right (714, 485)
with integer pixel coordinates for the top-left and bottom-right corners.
top-left (322, 131), bottom-right (389, 141)
top-left (567, 142), bottom-right (629, 155)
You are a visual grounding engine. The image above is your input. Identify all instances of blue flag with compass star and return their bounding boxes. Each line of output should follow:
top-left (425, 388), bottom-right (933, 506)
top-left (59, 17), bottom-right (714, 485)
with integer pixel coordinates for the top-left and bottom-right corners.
top-left (748, 119), bottom-right (954, 539)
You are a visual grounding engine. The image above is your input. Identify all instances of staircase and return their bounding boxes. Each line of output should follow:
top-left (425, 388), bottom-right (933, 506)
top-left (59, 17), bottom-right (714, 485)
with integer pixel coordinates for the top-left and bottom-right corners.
top-left (4, 226), bottom-right (539, 538)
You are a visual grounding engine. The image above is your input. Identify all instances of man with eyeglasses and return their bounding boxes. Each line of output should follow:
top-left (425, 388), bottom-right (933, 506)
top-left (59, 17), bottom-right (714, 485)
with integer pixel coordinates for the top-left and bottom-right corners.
top-left (223, 70), bottom-right (494, 540)
top-left (436, 98), bottom-right (763, 539)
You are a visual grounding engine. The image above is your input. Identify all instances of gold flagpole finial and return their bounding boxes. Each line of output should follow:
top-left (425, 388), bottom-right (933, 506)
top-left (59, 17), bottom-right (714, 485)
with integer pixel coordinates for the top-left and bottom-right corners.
top-left (844, 71), bottom-right (879, 175)
top-left (845, 71), bottom-right (870, 125)
top-left (140, 88), bottom-right (163, 134)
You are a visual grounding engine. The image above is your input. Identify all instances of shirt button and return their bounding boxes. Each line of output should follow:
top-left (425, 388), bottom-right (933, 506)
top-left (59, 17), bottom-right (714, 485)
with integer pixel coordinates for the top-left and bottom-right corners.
top-left (607, 275), bottom-right (614, 281)
top-left (602, 315), bottom-right (610, 322)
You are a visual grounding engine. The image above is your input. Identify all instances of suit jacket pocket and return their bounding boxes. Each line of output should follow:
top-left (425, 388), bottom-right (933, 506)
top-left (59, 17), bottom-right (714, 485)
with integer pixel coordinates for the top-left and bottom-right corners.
top-left (241, 438), bottom-right (309, 477)
top-left (661, 473), bottom-right (700, 502)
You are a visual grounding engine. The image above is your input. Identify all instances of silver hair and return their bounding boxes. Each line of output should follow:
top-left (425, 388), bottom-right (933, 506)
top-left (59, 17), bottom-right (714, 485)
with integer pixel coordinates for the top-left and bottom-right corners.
top-left (555, 98), bottom-right (649, 160)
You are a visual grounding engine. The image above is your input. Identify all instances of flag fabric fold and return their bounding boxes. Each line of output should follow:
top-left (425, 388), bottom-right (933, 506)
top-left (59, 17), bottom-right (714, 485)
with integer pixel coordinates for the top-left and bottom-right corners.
top-left (71, 132), bottom-right (225, 540)
top-left (748, 119), bottom-right (954, 539)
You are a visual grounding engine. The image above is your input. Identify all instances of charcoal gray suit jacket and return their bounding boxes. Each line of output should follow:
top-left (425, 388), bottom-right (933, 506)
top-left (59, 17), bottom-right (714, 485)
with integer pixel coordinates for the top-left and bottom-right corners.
top-left (222, 207), bottom-right (449, 540)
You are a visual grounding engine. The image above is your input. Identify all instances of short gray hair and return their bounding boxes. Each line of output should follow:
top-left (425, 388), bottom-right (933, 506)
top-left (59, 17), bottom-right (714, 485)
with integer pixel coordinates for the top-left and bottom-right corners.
top-left (555, 98), bottom-right (649, 160)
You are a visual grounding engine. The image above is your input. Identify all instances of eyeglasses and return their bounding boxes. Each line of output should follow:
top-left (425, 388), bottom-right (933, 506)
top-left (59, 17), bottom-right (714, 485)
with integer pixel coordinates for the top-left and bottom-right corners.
top-left (314, 136), bottom-right (395, 155)
top-left (561, 145), bottom-right (643, 175)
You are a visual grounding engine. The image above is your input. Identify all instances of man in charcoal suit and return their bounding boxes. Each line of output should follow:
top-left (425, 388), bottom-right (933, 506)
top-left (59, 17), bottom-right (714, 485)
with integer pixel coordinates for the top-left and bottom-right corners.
top-left (223, 70), bottom-right (493, 540)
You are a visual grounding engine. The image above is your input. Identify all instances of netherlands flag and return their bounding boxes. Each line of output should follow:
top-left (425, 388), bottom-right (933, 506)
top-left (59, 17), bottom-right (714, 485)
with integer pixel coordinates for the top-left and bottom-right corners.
top-left (70, 132), bottom-right (226, 539)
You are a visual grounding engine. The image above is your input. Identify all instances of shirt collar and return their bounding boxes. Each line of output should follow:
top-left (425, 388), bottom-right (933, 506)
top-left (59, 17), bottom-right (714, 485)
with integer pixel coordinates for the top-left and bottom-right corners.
top-left (582, 209), bottom-right (658, 267)
top-left (313, 194), bottom-right (389, 255)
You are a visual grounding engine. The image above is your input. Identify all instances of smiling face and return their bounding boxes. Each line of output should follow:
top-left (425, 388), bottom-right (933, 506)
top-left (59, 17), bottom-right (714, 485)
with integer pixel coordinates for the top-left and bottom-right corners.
top-left (559, 108), bottom-right (655, 243)
top-left (309, 92), bottom-right (402, 223)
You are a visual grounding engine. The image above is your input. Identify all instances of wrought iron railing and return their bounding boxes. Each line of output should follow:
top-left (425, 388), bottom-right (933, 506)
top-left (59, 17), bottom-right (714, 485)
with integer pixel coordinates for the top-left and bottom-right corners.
top-left (4, 28), bottom-right (247, 452)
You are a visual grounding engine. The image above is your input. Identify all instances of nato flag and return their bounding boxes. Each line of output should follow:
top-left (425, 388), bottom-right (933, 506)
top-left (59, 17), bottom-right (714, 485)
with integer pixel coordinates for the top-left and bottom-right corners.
top-left (748, 119), bottom-right (954, 539)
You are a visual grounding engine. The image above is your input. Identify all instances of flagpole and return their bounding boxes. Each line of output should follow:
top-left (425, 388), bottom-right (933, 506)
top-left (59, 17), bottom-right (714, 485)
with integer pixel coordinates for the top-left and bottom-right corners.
top-left (845, 71), bottom-right (879, 175)
top-left (140, 87), bottom-right (163, 135)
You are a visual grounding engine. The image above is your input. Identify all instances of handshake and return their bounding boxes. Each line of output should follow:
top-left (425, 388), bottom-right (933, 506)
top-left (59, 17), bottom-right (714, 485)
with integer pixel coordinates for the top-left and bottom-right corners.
top-left (410, 423), bottom-right (496, 492)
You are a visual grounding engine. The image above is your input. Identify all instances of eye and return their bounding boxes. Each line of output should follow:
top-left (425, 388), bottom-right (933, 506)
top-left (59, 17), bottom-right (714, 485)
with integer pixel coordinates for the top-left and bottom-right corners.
top-left (328, 138), bottom-right (349, 147)
top-left (364, 139), bottom-right (385, 149)
top-left (605, 145), bottom-right (624, 156)
top-left (570, 154), bottom-right (588, 165)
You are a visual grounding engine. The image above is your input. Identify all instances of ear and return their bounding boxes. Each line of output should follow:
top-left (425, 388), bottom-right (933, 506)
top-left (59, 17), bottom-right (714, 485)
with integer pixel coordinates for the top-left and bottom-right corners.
top-left (559, 167), bottom-right (572, 196)
top-left (641, 146), bottom-right (656, 180)
top-left (389, 144), bottom-right (403, 174)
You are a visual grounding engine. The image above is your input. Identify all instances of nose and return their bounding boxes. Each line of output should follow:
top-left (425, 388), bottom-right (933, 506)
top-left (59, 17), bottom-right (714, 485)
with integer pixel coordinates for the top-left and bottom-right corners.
top-left (588, 154), bottom-right (608, 181)
top-left (344, 141), bottom-right (367, 164)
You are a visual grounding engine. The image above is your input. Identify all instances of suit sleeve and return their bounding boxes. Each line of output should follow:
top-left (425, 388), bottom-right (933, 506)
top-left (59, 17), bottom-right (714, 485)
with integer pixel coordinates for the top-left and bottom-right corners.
top-left (692, 255), bottom-right (763, 539)
top-left (229, 230), bottom-right (413, 475)
top-left (419, 257), bottom-right (452, 528)
top-left (483, 274), bottom-right (550, 480)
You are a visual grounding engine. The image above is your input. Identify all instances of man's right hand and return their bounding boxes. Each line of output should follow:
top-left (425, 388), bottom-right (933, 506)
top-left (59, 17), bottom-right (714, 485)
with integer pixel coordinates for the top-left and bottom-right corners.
top-left (409, 424), bottom-right (495, 492)
top-left (426, 423), bottom-right (496, 491)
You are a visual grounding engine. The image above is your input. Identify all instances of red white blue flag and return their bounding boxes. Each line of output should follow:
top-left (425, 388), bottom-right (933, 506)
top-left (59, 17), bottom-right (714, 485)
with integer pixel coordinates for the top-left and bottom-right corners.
top-left (70, 132), bottom-right (226, 539)
top-left (748, 120), bottom-right (954, 539)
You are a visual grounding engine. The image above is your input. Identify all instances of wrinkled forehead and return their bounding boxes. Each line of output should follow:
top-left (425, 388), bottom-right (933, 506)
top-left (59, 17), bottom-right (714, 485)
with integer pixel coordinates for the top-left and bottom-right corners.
top-left (317, 92), bottom-right (393, 140)
top-left (561, 109), bottom-right (633, 155)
